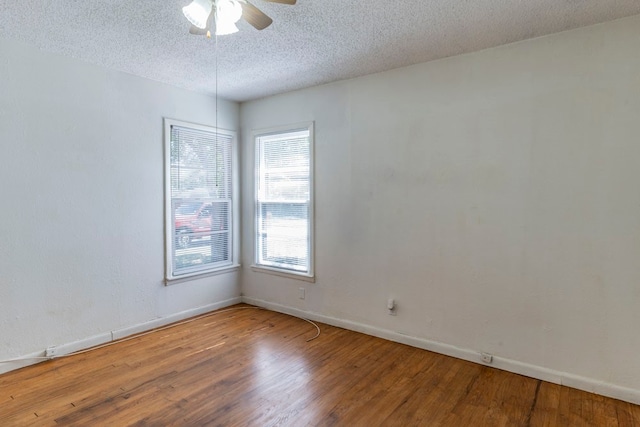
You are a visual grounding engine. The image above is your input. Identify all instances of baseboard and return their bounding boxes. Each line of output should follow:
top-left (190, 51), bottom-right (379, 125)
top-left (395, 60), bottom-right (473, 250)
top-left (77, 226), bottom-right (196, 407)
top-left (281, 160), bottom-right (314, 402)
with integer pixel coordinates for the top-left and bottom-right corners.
top-left (241, 296), bottom-right (640, 406)
top-left (0, 349), bottom-right (55, 375)
top-left (0, 297), bottom-right (242, 376)
top-left (111, 297), bottom-right (242, 340)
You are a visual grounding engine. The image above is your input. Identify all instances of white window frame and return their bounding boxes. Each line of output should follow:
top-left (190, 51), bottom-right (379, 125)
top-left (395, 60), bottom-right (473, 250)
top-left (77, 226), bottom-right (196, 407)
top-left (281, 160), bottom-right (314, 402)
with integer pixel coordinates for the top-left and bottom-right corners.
top-left (164, 118), bottom-right (240, 283)
top-left (252, 122), bottom-right (315, 282)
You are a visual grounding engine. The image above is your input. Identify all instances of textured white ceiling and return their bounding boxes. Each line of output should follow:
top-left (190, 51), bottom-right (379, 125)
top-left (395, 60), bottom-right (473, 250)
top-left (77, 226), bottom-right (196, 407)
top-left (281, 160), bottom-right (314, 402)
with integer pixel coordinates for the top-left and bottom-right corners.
top-left (1, 0), bottom-right (639, 102)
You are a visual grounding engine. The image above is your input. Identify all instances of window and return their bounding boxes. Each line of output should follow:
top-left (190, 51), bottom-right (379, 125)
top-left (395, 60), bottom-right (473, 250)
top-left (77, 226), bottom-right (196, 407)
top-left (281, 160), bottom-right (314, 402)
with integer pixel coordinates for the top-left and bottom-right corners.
top-left (254, 123), bottom-right (314, 280)
top-left (164, 119), bottom-right (238, 281)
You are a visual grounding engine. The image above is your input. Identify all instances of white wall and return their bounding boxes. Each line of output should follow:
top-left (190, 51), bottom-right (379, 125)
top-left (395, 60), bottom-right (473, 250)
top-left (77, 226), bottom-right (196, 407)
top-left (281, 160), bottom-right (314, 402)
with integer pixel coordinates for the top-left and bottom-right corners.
top-left (0, 38), bottom-right (240, 369)
top-left (240, 15), bottom-right (640, 402)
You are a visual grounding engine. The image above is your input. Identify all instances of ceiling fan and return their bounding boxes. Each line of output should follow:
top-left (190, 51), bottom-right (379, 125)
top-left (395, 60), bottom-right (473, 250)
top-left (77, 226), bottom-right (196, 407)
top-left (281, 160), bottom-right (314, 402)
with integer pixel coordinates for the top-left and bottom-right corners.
top-left (183, 0), bottom-right (296, 37)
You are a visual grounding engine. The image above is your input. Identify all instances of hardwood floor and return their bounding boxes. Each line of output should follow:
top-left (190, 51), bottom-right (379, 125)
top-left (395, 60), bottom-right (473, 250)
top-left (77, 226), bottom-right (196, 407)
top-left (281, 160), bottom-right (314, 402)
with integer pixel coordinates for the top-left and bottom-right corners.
top-left (1, 304), bottom-right (638, 426)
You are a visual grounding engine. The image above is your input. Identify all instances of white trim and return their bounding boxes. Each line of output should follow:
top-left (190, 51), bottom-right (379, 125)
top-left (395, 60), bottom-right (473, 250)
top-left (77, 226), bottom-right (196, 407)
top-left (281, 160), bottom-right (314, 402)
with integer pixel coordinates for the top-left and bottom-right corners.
top-left (250, 265), bottom-right (315, 283)
top-left (0, 297), bottom-right (242, 375)
top-left (241, 296), bottom-right (640, 406)
top-left (111, 297), bottom-right (241, 339)
top-left (0, 349), bottom-right (77, 375)
top-left (41, 332), bottom-right (113, 361)
top-left (163, 118), bottom-right (240, 281)
top-left (252, 121), bottom-right (315, 278)
top-left (165, 264), bottom-right (240, 285)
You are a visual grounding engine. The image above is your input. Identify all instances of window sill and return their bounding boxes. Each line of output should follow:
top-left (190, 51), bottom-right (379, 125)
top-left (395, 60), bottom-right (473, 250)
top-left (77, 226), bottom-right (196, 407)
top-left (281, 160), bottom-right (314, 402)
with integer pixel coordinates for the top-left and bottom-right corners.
top-left (165, 264), bottom-right (241, 286)
top-left (250, 265), bottom-right (315, 283)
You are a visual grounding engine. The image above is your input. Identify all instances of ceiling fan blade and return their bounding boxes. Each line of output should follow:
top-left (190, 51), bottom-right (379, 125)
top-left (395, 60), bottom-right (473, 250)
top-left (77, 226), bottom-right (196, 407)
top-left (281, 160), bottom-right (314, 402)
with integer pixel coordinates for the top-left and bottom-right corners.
top-left (241, 1), bottom-right (273, 30)
top-left (262, 0), bottom-right (296, 4)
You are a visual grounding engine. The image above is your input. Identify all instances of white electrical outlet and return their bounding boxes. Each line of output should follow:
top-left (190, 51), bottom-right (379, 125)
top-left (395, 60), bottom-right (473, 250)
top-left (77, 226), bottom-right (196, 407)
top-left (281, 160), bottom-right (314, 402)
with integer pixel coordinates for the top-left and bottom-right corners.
top-left (45, 346), bottom-right (57, 358)
top-left (480, 352), bottom-right (493, 364)
top-left (387, 298), bottom-right (396, 315)
top-left (299, 287), bottom-right (305, 300)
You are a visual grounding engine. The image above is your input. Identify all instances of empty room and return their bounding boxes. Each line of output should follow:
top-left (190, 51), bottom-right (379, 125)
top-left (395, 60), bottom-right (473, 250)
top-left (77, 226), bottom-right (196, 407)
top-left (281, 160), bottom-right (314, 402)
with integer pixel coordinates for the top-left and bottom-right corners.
top-left (1, 0), bottom-right (640, 425)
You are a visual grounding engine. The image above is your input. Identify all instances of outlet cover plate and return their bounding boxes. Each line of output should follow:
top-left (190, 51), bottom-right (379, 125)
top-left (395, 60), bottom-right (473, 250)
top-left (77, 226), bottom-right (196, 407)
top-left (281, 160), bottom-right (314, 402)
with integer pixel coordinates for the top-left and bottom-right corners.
top-left (45, 346), bottom-right (57, 358)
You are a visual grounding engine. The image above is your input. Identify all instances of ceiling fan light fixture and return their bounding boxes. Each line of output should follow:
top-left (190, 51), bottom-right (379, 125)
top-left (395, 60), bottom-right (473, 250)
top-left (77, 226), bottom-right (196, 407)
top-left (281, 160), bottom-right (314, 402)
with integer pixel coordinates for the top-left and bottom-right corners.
top-left (215, 21), bottom-right (240, 36)
top-left (215, 0), bottom-right (243, 35)
top-left (183, 0), bottom-right (213, 29)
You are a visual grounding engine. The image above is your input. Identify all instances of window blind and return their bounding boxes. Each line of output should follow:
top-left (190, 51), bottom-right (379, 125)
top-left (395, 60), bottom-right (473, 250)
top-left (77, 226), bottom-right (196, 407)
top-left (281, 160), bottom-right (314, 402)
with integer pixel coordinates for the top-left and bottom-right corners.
top-left (255, 129), bottom-right (311, 274)
top-left (169, 124), bottom-right (233, 276)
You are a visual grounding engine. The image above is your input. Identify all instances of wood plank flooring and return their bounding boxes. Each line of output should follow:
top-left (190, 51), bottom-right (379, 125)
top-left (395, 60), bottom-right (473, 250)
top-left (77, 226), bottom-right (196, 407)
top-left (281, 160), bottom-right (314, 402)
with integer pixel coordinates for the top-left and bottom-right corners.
top-left (1, 304), bottom-right (638, 426)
